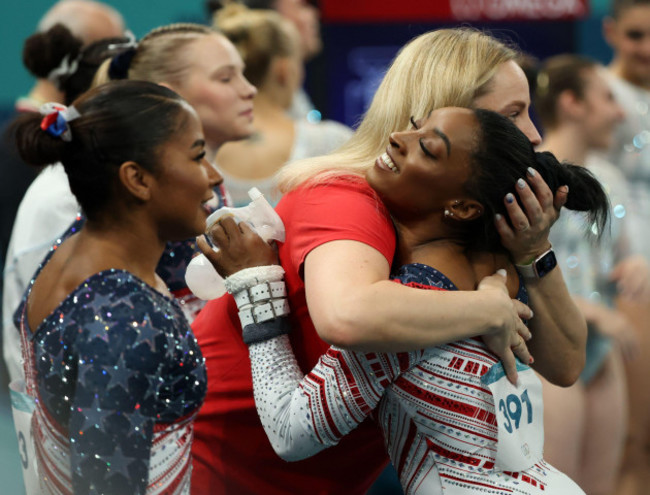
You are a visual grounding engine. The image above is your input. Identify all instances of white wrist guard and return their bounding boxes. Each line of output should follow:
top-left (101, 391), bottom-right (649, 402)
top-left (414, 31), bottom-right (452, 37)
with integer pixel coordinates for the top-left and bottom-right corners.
top-left (224, 265), bottom-right (285, 293)
top-left (225, 265), bottom-right (291, 344)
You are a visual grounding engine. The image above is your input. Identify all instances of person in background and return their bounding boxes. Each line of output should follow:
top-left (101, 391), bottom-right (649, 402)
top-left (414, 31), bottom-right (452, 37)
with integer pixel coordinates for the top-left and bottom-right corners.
top-left (0, 0), bottom-right (124, 255)
top-left (189, 28), bottom-right (583, 495)
top-left (15, 0), bottom-right (125, 114)
top-left (206, 0), bottom-right (322, 120)
top-left (0, 0), bottom-right (124, 384)
top-left (3, 26), bottom-right (138, 385)
top-left (212, 2), bottom-right (352, 206)
top-left (11, 79), bottom-right (219, 494)
top-left (535, 53), bottom-right (650, 495)
top-left (603, 2), bottom-right (650, 492)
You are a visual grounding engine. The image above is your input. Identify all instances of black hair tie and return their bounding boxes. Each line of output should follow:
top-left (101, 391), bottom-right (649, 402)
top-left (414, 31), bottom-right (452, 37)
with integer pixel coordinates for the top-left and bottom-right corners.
top-left (108, 47), bottom-right (137, 80)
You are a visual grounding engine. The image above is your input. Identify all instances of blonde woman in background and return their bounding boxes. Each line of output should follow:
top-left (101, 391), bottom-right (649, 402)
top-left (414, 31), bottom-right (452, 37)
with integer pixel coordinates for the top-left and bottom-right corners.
top-left (206, 0), bottom-right (323, 120)
top-left (96, 23), bottom-right (257, 163)
top-left (191, 28), bottom-right (586, 495)
top-left (212, 3), bottom-right (352, 206)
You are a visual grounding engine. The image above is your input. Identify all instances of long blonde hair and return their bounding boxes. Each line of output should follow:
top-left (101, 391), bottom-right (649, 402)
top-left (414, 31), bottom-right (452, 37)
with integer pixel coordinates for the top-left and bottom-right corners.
top-left (277, 28), bottom-right (518, 192)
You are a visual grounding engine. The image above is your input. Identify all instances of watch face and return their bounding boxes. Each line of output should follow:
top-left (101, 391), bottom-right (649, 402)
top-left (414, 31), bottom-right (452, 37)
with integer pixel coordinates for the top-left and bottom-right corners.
top-left (535, 250), bottom-right (557, 278)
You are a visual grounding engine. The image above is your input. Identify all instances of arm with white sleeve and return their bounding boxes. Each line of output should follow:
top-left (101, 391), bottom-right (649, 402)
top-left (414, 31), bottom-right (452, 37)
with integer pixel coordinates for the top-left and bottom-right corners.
top-left (221, 264), bottom-right (420, 461)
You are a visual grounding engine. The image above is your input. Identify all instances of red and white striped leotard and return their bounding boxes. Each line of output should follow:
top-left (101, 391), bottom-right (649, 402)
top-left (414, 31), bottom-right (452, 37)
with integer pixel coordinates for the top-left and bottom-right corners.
top-left (249, 263), bottom-right (584, 494)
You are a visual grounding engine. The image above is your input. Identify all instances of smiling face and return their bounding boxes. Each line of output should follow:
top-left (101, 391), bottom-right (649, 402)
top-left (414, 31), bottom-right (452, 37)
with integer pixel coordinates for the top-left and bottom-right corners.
top-left (150, 104), bottom-right (223, 240)
top-left (473, 60), bottom-right (541, 146)
top-left (366, 107), bottom-right (480, 222)
top-left (605, 6), bottom-right (650, 85)
top-left (170, 34), bottom-right (257, 149)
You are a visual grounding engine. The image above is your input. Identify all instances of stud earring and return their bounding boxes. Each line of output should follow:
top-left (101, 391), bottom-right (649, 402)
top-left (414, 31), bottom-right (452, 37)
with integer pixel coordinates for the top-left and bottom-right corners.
top-left (444, 209), bottom-right (453, 218)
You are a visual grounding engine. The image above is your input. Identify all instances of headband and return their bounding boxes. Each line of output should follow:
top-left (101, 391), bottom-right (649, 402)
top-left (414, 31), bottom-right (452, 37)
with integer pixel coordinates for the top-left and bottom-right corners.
top-left (39, 102), bottom-right (81, 142)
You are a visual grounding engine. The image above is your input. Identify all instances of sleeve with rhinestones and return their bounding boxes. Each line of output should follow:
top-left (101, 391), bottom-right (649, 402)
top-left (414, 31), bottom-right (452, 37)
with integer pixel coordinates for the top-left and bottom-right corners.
top-left (66, 317), bottom-right (164, 493)
top-left (249, 335), bottom-right (422, 461)
top-left (38, 273), bottom-right (209, 494)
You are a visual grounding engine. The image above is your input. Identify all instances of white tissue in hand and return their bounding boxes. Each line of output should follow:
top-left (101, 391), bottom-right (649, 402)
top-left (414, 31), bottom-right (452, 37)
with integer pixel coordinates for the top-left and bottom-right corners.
top-left (185, 254), bottom-right (227, 300)
top-left (184, 187), bottom-right (285, 300)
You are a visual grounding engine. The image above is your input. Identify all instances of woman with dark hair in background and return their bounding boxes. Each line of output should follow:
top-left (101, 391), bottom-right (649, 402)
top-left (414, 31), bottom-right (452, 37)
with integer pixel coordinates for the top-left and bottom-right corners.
top-left (206, 106), bottom-right (607, 494)
top-left (535, 53), bottom-right (650, 495)
top-left (603, 2), bottom-right (650, 492)
top-left (11, 80), bottom-right (220, 494)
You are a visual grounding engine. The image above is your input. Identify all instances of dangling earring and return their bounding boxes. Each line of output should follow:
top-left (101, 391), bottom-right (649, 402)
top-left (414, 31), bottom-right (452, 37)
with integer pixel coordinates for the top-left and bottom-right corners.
top-left (444, 209), bottom-right (453, 218)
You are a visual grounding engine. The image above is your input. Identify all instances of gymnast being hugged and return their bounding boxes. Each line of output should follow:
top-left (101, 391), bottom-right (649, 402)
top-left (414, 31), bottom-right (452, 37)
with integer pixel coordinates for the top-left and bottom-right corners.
top-left (202, 107), bottom-right (609, 494)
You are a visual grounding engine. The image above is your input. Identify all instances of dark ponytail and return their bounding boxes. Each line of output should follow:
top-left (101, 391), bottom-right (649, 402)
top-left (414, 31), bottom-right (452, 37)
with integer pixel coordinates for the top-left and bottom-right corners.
top-left (11, 81), bottom-right (188, 221)
top-left (22, 24), bottom-right (83, 87)
top-left (533, 151), bottom-right (609, 235)
top-left (12, 112), bottom-right (68, 168)
top-left (463, 109), bottom-right (610, 252)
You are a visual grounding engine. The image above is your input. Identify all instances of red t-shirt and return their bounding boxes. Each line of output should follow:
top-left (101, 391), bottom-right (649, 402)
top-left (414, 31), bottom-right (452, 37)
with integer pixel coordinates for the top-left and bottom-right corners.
top-left (191, 177), bottom-right (396, 495)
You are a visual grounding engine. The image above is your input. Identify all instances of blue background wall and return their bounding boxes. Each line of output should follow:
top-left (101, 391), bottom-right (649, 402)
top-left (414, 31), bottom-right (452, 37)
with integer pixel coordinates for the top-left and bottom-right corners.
top-left (0, 0), bottom-right (208, 103)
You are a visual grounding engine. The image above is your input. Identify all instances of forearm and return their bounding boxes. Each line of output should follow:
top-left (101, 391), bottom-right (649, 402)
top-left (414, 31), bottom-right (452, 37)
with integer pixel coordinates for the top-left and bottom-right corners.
top-left (304, 241), bottom-right (522, 353)
top-left (525, 267), bottom-right (587, 385)
top-left (249, 335), bottom-right (332, 461)
top-left (311, 279), bottom-right (512, 352)
top-left (225, 265), bottom-right (406, 460)
top-left (249, 332), bottom-right (417, 461)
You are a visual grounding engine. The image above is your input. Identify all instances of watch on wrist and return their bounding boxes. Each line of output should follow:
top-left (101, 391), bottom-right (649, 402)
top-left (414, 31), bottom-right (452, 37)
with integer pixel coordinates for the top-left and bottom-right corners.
top-left (515, 247), bottom-right (557, 279)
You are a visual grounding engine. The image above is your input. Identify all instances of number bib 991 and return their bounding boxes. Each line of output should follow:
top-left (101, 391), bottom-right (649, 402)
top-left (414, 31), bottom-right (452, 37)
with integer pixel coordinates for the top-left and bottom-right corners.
top-left (481, 360), bottom-right (544, 472)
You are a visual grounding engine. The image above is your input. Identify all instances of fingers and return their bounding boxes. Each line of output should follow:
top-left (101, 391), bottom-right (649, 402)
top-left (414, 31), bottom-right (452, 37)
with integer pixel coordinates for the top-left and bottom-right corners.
top-left (196, 235), bottom-right (222, 266)
top-left (238, 221), bottom-right (255, 235)
top-left (207, 220), bottom-right (229, 248)
top-left (510, 333), bottom-right (532, 369)
top-left (618, 277), bottom-right (644, 302)
top-left (524, 168), bottom-right (555, 213)
top-left (612, 257), bottom-right (650, 302)
top-left (513, 178), bottom-right (543, 227)
top-left (493, 212), bottom-right (515, 245)
top-left (503, 191), bottom-right (531, 234)
top-left (501, 348), bottom-right (519, 385)
top-left (196, 235), bottom-right (212, 256)
top-left (553, 185), bottom-right (569, 211)
top-left (477, 269), bottom-right (507, 287)
top-left (496, 175), bottom-right (559, 263)
top-left (512, 300), bottom-right (533, 336)
top-left (216, 216), bottom-right (243, 238)
top-left (620, 336), bottom-right (640, 363)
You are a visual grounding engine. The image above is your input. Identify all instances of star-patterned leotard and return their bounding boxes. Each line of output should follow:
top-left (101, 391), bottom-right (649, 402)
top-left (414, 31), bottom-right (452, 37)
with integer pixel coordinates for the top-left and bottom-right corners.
top-left (17, 225), bottom-right (207, 494)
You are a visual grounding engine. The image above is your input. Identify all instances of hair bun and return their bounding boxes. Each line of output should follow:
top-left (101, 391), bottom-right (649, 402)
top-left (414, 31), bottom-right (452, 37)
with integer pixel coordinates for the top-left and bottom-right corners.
top-left (206, 0), bottom-right (228, 15)
top-left (23, 24), bottom-right (83, 80)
